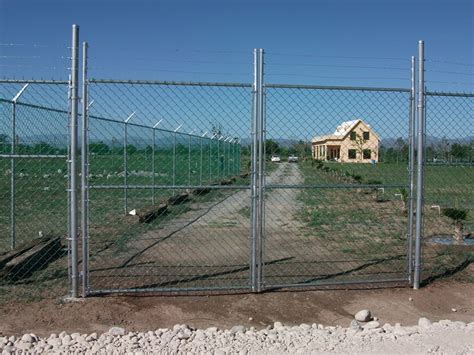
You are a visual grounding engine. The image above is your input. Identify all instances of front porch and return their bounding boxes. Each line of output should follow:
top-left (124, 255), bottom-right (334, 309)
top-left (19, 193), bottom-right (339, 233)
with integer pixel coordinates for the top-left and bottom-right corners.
top-left (313, 144), bottom-right (341, 161)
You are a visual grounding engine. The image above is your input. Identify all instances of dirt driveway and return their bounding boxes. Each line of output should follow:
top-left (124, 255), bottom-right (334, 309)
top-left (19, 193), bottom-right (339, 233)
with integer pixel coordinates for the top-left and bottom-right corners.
top-left (88, 162), bottom-right (307, 291)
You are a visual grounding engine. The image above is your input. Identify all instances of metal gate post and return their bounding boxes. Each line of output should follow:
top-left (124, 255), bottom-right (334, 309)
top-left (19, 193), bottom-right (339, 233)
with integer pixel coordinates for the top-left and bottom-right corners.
top-left (414, 41), bottom-right (425, 289)
top-left (257, 49), bottom-right (266, 291)
top-left (407, 55), bottom-right (416, 285)
top-left (251, 48), bottom-right (264, 292)
top-left (69, 24), bottom-right (80, 298)
top-left (81, 41), bottom-right (90, 297)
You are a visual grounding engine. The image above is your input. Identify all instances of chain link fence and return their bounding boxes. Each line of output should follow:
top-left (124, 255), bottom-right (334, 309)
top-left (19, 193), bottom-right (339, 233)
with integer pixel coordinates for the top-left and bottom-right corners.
top-left (422, 91), bottom-right (474, 283)
top-left (0, 40), bottom-right (472, 300)
top-left (0, 81), bottom-right (70, 300)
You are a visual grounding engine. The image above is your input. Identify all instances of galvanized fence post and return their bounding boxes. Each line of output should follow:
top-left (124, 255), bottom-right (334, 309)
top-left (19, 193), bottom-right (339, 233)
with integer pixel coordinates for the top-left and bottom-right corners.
top-left (172, 127), bottom-right (177, 195)
top-left (152, 128), bottom-right (156, 204)
top-left (152, 119), bottom-right (162, 204)
top-left (257, 48), bottom-right (265, 292)
top-left (407, 55), bottom-right (416, 285)
top-left (188, 134), bottom-right (191, 185)
top-left (414, 40), bottom-right (425, 289)
top-left (209, 136), bottom-right (212, 182)
top-left (251, 48), bottom-right (264, 292)
top-left (10, 84), bottom-right (29, 250)
top-left (81, 41), bottom-right (89, 297)
top-left (217, 137), bottom-right (220, 179)
top-left (69, 24), bottom-right (80, 298)
top-left (10, 100), bottom-right (15, 250)
top-left (124, 112), bottom-right (135, 215)
top-left (199, 132), bottom-right (206, 185)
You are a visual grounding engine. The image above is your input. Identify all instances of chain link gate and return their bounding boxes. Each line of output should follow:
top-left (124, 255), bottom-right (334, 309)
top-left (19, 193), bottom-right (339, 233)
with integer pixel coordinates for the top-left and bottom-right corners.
top-left (81, 79), bottom-right (255, 295)
top-left (262, 83), bottom-right (413, 289)
top-left (79, 48), bottom-right (417, 295)
top-left (1, 30), bottom-right (471, 300)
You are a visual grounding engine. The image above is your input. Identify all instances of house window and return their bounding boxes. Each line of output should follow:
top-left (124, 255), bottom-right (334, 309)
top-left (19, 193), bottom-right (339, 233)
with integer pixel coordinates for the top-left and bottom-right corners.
top-left (363, 131), bottom-right (370, 140)
top-left (348, 149), bottom-right (357, 159)
top-left (363, 149), bottom-right (371, 159)
top-left (350, 131), bottom-right (356, 140)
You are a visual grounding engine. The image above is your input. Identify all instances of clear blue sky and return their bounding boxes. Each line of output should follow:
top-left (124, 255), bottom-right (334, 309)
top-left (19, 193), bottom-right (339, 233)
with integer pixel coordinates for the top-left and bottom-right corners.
top-left (1, 0), bottom-right (473, 91)
top-left (0, 0), bottom-right (472, 142)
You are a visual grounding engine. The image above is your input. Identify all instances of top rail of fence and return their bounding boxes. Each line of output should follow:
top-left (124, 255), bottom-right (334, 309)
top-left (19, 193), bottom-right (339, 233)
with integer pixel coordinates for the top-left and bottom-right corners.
top-left (425, 91), bottom-right (474, 97)
top-left (265, 83), bottom-right (411, 92)
top-left (0, 79), bottom-right (69, 84)
top-left (87, 78), bottom-right (414, 93)
top-left (0, 97), bottom-right (70, 114)
top-left (88, 78), bottom-right (252, 88)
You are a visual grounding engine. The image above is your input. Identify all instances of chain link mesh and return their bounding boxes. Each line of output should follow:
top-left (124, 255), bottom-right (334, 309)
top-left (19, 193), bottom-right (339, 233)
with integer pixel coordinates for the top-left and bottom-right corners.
top-left (263, 85), bottom-right (412, 287)
top-left (0, 75), bottom-right (472, 299)
top-left (422, 92), bottom-right (473, 283)
top-left (84, 81), bottom-right (252, 293)
top-left (0, 82), bottom-right (69, 301)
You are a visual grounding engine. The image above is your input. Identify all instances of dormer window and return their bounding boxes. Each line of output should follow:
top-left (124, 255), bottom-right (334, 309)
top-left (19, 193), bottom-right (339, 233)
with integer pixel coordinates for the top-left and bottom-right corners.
top-left (363, 131), bottom-right (370, 140)
top-left (350, 131), bottom-right (356, 140)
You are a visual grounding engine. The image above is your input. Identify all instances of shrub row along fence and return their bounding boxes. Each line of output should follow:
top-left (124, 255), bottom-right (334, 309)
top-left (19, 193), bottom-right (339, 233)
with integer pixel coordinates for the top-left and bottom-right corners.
top-left (0, 27), bottom-right (472, 300)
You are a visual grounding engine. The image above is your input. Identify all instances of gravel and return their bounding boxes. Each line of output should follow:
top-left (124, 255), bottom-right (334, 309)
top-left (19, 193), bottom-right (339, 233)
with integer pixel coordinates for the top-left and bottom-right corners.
top-left (0, 319), bottom-right (473, 354)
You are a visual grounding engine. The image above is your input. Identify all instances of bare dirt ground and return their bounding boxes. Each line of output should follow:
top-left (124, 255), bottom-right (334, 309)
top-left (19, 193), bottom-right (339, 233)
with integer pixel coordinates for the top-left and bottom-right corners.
top-left (0, 275), bottom-right (473, 337)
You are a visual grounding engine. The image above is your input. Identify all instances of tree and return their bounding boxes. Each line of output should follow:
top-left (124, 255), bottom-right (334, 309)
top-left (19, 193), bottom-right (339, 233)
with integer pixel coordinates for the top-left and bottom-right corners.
top-left (265, 139), bottom-right (280, 156)
top-left (89, 141), bottom-right (110, 154)
top-left (0, 133), bottom-right (9, 144)
top-left (126, 144), bottom-right (138, 155)
top-left (450, 143), bottom-right (471, 161)
top-left (0, 133), bottom-right (10, 153)
top-left (292, 140), bottom-right (311, 161)
top-left (33, 142), bottom-right (56, 154)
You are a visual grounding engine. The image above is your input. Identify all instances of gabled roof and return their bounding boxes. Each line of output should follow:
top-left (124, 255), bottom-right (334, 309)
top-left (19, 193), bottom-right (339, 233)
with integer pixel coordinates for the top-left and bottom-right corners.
top-left (312, 119), bottom-right (379, 143)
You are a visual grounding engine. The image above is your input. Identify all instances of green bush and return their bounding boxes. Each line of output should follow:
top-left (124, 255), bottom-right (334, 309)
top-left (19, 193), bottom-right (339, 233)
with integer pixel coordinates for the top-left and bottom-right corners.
top-left (442, 208), bottom-right (468, 221)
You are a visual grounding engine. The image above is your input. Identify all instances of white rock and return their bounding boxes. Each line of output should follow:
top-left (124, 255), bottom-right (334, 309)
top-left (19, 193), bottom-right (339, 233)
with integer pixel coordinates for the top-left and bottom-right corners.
top-left (86, 333), bottom-right (97, 341)
top-left (20, 334), bottom-right (33, 343)
top-left (451, 308), bottom-right (457, 312)
top-left (62, 334), bottom-right (73, 346)
top-left (363, 321), bottom-right (380, 330)
top-left (230, 325), bottom-right (246, 334)
top-left (418, 317), bottom-right (432, 328)
top-left (273, 322), bottom-right (283, 329)
top-left (355, 309), bottom-right (372, 322)
top-left (350, 320), bottom-right (362, 331)
top-left (16, 342), bottom-right (32, 350)
top-left (108, 326), bottom-right (126, 336)
top-left (47, 338), bottom-right (62, 347)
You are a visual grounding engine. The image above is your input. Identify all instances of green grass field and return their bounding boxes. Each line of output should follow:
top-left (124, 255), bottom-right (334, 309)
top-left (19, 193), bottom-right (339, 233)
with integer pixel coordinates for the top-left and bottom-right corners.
top-left (297, 160), bottom-right (473, 283)
top-left (0, 149), bottom-right (244, 252)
